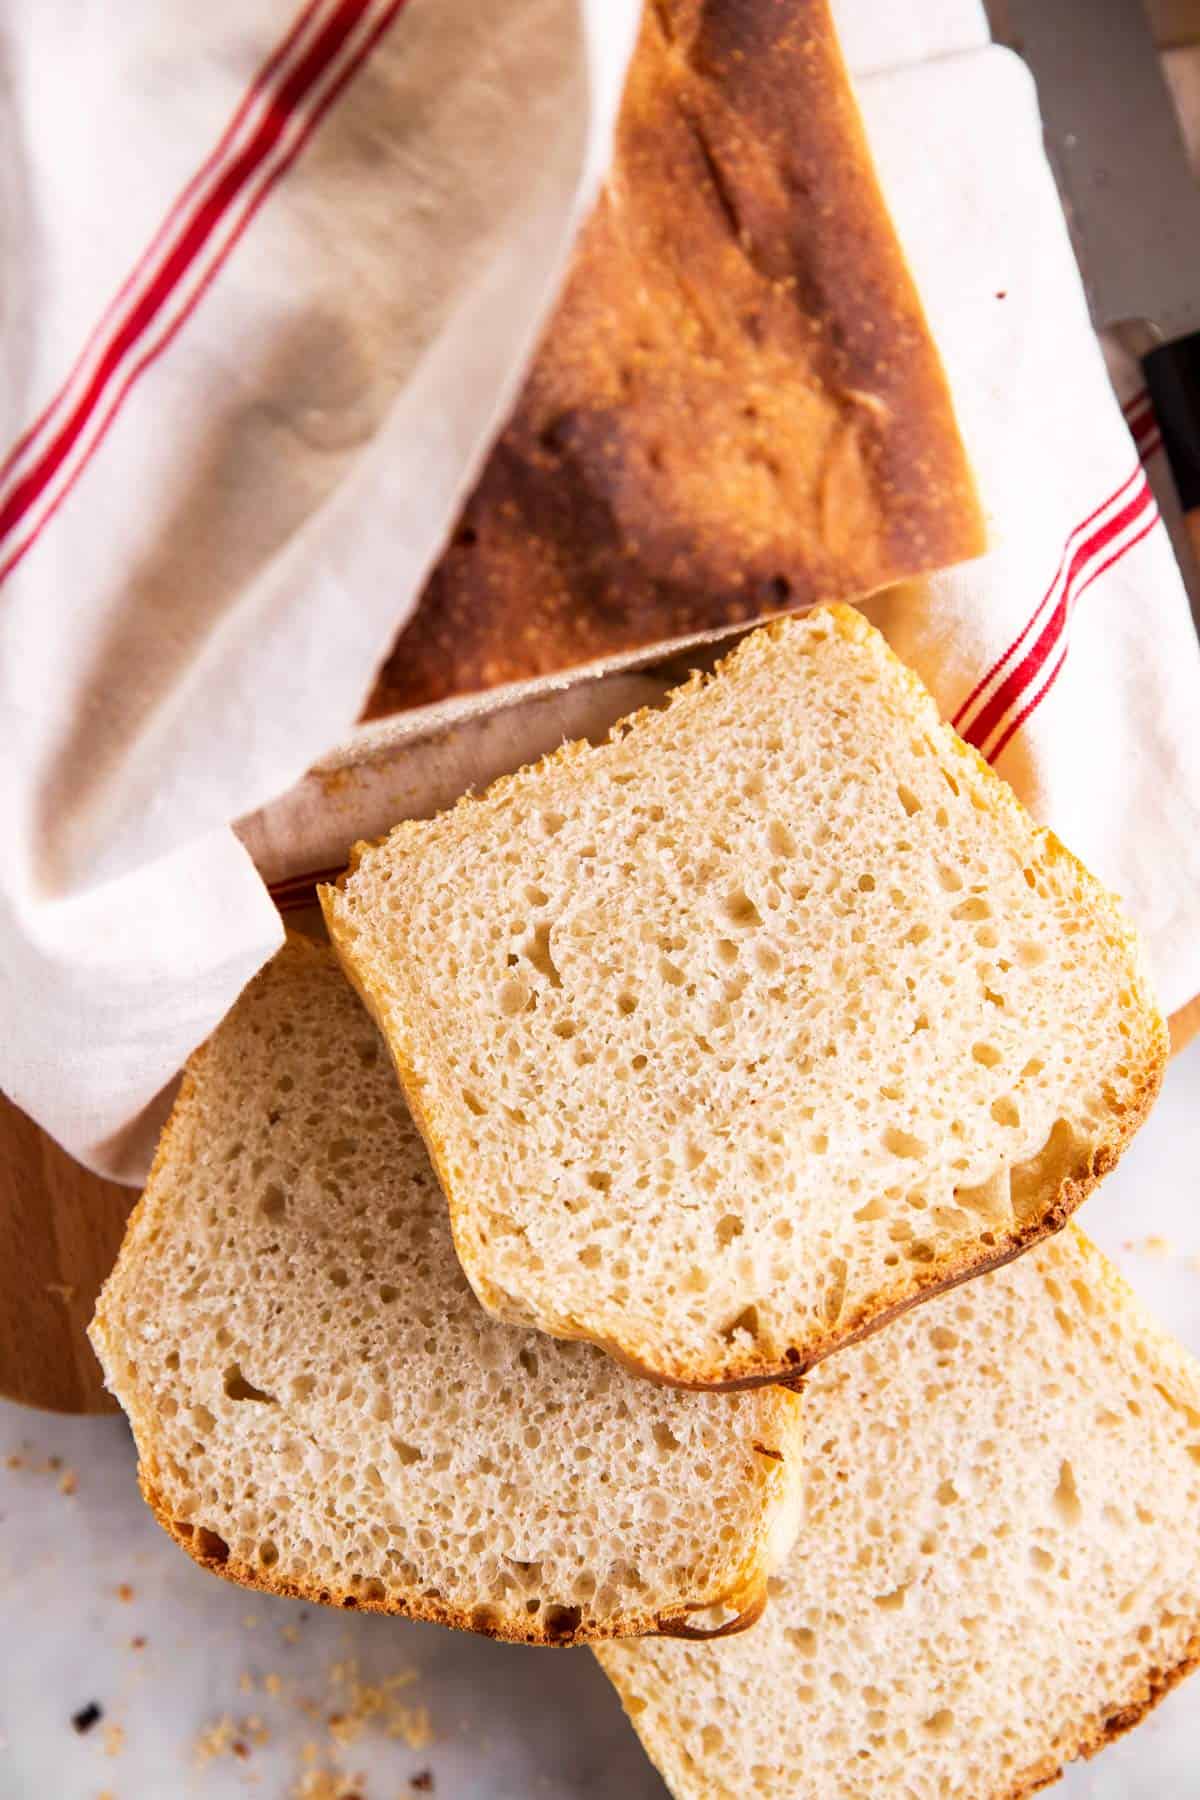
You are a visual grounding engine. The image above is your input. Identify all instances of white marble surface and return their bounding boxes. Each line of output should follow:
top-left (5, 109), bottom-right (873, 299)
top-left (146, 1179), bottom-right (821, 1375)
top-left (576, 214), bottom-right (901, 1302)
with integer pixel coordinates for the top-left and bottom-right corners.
top-left (1, 1040), bottom-right (1198, 1800)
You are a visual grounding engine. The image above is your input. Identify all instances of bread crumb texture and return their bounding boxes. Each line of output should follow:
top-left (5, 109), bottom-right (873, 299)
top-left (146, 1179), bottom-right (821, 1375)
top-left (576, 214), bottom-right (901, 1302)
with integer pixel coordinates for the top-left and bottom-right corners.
top-left (90, 939), bottom-right (801, 1645)
top-left (324, 607), bottom-right (1166, 1386)
top-left (598, 1229), bottom-right (1200, 1800)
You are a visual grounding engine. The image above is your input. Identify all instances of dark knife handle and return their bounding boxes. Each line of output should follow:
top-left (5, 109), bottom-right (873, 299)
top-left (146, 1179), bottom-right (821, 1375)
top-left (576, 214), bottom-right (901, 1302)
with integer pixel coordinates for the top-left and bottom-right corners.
top-left (1143, 333), bottom-right (1200, 535)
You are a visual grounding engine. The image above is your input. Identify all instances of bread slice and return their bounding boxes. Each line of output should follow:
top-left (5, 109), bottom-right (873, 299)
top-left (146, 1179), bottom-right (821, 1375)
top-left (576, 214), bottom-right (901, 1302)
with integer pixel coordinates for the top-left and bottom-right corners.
top-left (88, 937), bottom-right (802, 1646)
top-left (598, 1228), bottom-right (1200, 1800)
top-left (322, 606), bottom-right (1165, 1388)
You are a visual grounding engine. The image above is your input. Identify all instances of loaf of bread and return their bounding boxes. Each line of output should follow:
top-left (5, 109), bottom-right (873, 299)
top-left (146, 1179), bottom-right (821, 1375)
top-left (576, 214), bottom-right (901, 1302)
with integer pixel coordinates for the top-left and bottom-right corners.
top-left (88, 937), bottom-right (802, 1645)
top-left (364, 0), bottom-right (983, 721)
top-left (323, 607), bottom-right (1165, 1388)
top-left (598, 1228), bottom-right (1200, 1799)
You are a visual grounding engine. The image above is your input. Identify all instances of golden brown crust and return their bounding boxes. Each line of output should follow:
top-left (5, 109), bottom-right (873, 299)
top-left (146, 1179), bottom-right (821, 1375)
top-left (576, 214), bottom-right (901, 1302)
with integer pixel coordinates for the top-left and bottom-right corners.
top-left (138, 1470), bottom-right (772, 1649)
top-left (989, 1636), bottom-right (1200, 1800)
top-left (365, 0), bottom-right (982, 720)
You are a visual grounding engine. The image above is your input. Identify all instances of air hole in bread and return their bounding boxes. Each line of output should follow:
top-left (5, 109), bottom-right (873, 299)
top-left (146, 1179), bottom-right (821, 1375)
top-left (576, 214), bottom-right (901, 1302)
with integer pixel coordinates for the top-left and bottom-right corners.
top-left (823, 1259), bottom-right (847, 1328)
top-left (715, 1214), bottom-right (744, 1247)
top-left (721, 1304), bottom-right (761, 1345)
top-left (393, 1441), bottom-right (422, 1467)
top-left (223, 1365), bottom-right (276, 1405)
top-left (193, 1526), bottom-right (229, 1564)
top-left (953, 898), bottom-right (991, 923)
top-left (854, 1198), bottom-right (888, 1223)
top-left (722, 889), bottom-right (762, 929)
top-left (883, 1127), bottom-right (927, 1161)
top-left (924, 1708), bottom-right (955, 1739)
top-left (499, 979), bottom-right (531, 1017)
top-left (767, 819), bottom-right (797, 859)
top-left (525, 923), bottom-right (563, 988)
top-left (1052, 1459), bottom-right (1082, 1525)
top-left (260, 1184), bottom-right (286, 1218)
top-left (896, 783), bottom-right (921, 817)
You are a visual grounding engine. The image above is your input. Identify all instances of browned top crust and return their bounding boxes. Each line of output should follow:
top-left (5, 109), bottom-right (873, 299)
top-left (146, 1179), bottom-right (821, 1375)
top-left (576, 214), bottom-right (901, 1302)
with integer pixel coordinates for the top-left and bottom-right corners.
top-left (365, 0), bottom-right (983, 719)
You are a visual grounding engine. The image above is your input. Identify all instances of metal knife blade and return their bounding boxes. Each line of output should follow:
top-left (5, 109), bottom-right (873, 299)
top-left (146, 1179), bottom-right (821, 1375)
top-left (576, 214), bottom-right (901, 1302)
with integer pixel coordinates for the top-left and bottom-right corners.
top-left (990, 0), bottom-right (1200, 343)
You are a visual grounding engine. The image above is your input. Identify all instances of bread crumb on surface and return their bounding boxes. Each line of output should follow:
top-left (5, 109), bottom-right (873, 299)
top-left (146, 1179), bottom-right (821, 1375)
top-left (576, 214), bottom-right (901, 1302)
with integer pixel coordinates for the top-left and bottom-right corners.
top-left (291, 1770), bottom-right (367, 1800)
top-left (193, 1712), bottom-right (271, 1766)
top-left (192, 1717), bottom-right (237, 1766)
top-left (44, 1281), bottom-right (77, 1304)
top-left (325, 1659), bottom-right (429, 1750)
top-left (103, 1722), bottom-right (125, 1758)
top-left (6, 1449), bottom-right (75, 1483)
top-left (115, 1583), bottom-right (134, 1603)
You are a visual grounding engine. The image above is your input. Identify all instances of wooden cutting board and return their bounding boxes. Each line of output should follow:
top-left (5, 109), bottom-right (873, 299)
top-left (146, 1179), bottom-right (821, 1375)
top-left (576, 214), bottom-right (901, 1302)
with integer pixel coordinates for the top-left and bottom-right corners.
top-left (3, 994), bottom-right (1197, 1417)
top-left (0, 1092), bottom-right (134, 1414)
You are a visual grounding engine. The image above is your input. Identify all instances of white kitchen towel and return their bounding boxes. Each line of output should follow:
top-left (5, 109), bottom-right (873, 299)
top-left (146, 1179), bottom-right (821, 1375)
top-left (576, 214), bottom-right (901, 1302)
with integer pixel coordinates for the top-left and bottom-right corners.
top-left (0, 0), bottom-right (640, 1176)
top-left (3, 0), bottom-right (1200, 1182)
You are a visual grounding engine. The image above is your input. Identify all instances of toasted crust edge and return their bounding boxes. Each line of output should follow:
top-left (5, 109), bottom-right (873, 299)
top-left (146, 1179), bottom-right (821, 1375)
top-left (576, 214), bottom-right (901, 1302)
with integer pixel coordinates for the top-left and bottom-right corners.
top-left (134, 1464), bottom-right (774, 1649)
top-left (325, 605), bottom-right (1168, 1391)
